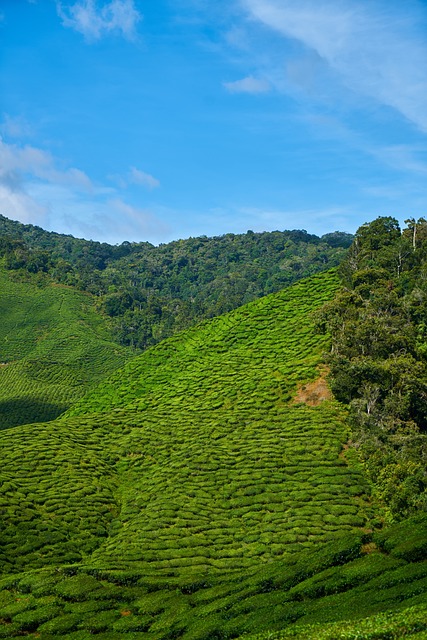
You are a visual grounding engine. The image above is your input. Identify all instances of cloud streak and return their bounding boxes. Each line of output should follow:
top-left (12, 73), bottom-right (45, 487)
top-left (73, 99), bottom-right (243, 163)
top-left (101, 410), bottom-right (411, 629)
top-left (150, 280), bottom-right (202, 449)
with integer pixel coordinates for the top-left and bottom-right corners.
top-left (57, 0), bottom-right (142, 41)
top-left (129, 167), bottom-right (160, 189)
top-left (224, 75), bottom-right (271, 94)
top-left (108, 167), bottom-right (160, 189)
top-left (241, 0), bottom-right (427, 131)
top-left (0, 115), bottom-right (33, 139)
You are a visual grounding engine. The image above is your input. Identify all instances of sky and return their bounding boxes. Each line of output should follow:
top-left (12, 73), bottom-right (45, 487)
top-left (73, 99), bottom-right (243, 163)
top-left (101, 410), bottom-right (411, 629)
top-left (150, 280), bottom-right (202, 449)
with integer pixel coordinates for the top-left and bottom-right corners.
top-left (0, 0), bottom-right (427, 245)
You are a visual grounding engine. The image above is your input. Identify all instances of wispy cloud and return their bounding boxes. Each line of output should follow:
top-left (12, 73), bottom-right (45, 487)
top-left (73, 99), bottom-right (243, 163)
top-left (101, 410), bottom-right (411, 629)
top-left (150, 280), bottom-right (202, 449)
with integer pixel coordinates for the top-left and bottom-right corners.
top-left (0, 115), bottom-right (34, 139)
top-left (223, 75), bottom-right (271, 94)
top-left (0, 184), bottom-right (49, 229)
top-left (0, 136), bottom-right (168, 243)
top-left (129, 167), bottom-right (160, 189)
top-left (57, 0), bottom-right (142, 42)
top-left (108, 166), bottom-right (160, 189)
top-left (0, 139), bottom-right (94, 191)
top-left (241, 0), bottom-right (427, 132)
top-left (370, 144), bottom-right (427, 176)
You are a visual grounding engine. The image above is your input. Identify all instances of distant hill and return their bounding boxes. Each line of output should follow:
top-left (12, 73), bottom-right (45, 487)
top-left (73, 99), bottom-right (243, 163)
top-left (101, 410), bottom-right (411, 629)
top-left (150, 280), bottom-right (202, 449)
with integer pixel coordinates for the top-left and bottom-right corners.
top-left (0, 267), bottom-right (133, 429)
top-left (0, 214), bottom-right (353, 349)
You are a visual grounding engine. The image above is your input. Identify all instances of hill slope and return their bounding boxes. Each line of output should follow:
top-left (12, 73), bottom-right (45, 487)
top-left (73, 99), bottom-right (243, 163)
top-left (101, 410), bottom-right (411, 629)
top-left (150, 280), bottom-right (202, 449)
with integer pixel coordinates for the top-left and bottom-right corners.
top-left (1, 269), bottom-right (426, 639)
top-left (0, 268), bottom-right (133, 429)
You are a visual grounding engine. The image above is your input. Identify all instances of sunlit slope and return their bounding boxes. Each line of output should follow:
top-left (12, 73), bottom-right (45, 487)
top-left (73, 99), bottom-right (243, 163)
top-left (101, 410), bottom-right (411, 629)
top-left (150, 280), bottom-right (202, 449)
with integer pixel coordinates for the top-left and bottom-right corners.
top-left (1, 270), bottom-right (426, 638)
top-left (65, 270), bottom-right (339, 418)
top-left (0, 270), bottom-right (373, 576)
top-left (0, 269), bottom-right (132, 428)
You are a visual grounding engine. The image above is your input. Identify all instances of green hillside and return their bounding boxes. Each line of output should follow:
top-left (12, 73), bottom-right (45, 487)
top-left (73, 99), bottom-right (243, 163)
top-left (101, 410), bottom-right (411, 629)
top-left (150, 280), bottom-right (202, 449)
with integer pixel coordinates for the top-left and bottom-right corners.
top-left (64, 269), bottom-right (340, 418)
top-left (1, 269), bottom-right (426, 638)
top-left (0, 272), bottom-right (427, 640)
top-left (0, 268), bottom-right (133, 429)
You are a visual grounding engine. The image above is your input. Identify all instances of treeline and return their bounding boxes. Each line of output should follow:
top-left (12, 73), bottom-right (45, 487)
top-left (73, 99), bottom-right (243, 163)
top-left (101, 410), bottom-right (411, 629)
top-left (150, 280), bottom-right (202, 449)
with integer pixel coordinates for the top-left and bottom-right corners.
top-left (0, 215), bottom-right (352, 349)
top-left (318, 217), bottom-right (427, 521)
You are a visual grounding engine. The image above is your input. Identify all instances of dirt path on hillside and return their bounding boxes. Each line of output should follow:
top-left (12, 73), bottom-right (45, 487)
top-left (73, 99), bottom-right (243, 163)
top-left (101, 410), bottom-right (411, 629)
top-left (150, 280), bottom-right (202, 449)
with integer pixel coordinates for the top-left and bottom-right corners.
top-left (292, 365), bottom-right (332, 406)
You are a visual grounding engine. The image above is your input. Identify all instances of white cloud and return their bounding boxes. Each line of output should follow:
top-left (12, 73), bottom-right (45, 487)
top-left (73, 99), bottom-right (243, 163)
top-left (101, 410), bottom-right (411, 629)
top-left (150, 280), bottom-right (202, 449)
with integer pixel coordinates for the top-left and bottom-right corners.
top-left (0, 139), bottom-right (94, 192)
top-left (129, 167), bottom-right (160, 189)
top-left (108, 167), bottom-right (160, 190)
top-left (0, 184), bottom-right (49, 228)
top-left (0, 115), bottom-right (33, 139)
top-left (57, 0), bottom-right (142, 41)
top-left (0, 137), bottom-right (168, 244)
top-left (108, 198), bottom-right (169, 236)
top-left (223, 75), bottom-right (271, 94)
top-left (242, 0), bottom-right (427, 131)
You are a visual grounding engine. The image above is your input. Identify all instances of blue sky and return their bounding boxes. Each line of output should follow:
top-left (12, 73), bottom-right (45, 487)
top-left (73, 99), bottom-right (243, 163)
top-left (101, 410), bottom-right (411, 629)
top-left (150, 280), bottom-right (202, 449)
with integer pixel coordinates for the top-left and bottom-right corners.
top-left (1, 0), bottom-right (426, 244)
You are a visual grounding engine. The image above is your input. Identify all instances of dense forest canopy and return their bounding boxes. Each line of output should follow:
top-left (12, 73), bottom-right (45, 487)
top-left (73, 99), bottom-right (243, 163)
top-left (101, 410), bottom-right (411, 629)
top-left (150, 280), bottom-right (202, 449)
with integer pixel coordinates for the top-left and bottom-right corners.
top-left (318, 216), bottom-right (427, 520)
top-left (0, 214), bottom-right (352, 349)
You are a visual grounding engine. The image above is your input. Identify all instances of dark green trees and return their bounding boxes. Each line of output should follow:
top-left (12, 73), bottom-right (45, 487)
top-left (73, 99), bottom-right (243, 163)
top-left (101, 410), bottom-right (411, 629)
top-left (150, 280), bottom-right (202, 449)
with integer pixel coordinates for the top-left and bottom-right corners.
top-left (318, 217), bottom-right (427, 520)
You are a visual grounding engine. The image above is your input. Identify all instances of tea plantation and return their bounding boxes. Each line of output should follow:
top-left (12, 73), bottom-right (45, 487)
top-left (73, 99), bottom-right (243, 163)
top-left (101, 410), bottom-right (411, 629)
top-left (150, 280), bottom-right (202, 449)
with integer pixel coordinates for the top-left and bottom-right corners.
top-left (1, 270), bottom-right (426, 638)
top-left (0, 269), bottom-right (133, 429)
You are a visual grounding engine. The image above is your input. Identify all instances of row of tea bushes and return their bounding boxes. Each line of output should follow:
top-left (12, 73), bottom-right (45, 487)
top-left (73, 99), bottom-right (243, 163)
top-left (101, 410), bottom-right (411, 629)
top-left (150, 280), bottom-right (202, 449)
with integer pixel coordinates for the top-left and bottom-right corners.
top-left (0, 269), bottom-right (132, 428)
top-left (0, 517), bottom-right (426, 638)
top-left (65, 271), bottom-right (339, 418)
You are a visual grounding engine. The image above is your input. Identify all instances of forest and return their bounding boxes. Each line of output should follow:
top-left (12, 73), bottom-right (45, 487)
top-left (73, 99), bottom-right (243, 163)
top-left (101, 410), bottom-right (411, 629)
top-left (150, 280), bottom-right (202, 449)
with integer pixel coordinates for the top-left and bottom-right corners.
top-left (0, 214), bottom-right (352, 349)
top-left (317, 217), bottom-right (427, 520)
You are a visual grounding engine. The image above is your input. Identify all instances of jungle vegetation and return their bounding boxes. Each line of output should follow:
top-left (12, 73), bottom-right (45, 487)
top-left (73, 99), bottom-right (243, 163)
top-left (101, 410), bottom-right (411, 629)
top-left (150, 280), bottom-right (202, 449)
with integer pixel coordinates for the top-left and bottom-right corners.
top-left (317, 217), bottom-right (427, 521)
top-left (0, 214), bottom-right (352, 349)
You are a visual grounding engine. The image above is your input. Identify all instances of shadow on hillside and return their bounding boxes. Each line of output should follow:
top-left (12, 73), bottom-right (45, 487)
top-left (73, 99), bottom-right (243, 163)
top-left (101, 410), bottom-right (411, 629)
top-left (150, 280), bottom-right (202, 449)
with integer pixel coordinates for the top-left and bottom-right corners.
top-left (0, 397), bottom-right (69, 430)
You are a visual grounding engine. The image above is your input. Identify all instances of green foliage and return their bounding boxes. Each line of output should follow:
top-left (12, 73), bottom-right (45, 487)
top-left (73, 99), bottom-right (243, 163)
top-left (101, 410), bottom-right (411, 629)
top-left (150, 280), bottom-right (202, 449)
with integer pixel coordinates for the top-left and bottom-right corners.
top-left (0, 524), bottom-right (426, 638)
top-left (317, 217), bottom-right (427, 520)
top-left (0, 237), bottom-right (425, 639)
top-left (1, 269), bottom-right (408, 638)
top-left (0, 214), bottom-right (352, 350)
top-left (65, 271), bottom-right (339, 417)
top-left (241, 604), bottom-right (427, 639)
top-left (0, 268), bottom-right (133, 428)
top-left (2, 272), bottom-right (372, 578)
top-left (374, 515), bottom-right (427, 562)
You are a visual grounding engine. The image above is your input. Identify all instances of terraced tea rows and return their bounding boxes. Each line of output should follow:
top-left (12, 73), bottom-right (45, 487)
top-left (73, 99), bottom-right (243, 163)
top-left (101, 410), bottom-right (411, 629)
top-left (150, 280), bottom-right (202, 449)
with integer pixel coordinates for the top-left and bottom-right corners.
top-left (2, 269), bottom-right (425, 638)
top-left (0, 403), bottom-right (370, 577)
top-left (87, 405), bottom-right (368, 572)
top-left (0, 269), bottom-right (132, 428)
top-left (66, 271), bottom-right (337, 417)
top-left (0, 516), bottom-right (426, 639)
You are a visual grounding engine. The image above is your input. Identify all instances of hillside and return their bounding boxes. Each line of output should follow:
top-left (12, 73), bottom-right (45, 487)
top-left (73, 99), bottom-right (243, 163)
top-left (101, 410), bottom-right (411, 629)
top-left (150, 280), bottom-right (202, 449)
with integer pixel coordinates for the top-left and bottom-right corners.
top-left (0, 267), bottom-right (133, 429)
top-left (0, 214), bottom-right (352, 349)
top-left (1, 268), bottom-right (426, 638)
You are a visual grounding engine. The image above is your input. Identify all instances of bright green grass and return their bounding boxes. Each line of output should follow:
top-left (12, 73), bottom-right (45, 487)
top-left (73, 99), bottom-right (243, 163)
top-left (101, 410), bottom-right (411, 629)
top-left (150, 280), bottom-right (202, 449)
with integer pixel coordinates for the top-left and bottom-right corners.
top-left (1, 270), bottom-right (426, 638)
top-left (0, 269), bottom-right (132, 428)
